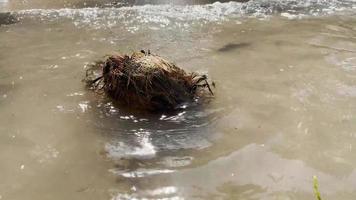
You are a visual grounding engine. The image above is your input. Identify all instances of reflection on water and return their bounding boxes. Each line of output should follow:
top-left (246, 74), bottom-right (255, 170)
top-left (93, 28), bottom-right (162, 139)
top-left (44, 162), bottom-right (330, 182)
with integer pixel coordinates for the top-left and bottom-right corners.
top-left (1, 0), bottom-right (356, 200)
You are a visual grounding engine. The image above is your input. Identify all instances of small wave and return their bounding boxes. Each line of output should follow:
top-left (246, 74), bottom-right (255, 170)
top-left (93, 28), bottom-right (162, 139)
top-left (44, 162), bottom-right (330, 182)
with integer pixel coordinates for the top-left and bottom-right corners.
top-left (16, 0), bottom-right (356, 30)
top-left (109, 168), bottom-right (175, 178)
top-left (105, 132), bottom-right (156, 159)
top-left (112, 186), bottom-right (182, 200)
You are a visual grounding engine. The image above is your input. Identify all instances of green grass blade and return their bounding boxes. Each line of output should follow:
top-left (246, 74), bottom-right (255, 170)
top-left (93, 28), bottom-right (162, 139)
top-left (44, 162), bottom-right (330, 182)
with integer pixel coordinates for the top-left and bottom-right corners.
top-left (313, 176), bottom-right (322, 200)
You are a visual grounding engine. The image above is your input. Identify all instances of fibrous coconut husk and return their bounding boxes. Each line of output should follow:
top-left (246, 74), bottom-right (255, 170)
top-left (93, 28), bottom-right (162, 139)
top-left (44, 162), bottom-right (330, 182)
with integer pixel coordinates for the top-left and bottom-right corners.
top-left (86, 50), bottom-right (213, 110)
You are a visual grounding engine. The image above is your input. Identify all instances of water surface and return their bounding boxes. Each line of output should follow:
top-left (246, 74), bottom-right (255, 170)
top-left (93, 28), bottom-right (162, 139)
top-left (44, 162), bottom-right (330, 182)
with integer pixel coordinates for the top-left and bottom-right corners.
top-left (1, 0), bottom-right (356, 199)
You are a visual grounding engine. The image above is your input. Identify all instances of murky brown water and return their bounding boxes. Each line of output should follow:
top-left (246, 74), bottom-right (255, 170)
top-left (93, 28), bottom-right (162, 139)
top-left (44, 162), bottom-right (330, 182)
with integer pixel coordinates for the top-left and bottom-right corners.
top-left (1, 0), bottom-right (356, 199)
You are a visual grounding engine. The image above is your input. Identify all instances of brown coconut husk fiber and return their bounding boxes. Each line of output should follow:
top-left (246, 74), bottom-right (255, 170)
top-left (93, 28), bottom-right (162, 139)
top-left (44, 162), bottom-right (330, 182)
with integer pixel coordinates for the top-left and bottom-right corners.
top-left (86, 50), bottom-right (214, 110)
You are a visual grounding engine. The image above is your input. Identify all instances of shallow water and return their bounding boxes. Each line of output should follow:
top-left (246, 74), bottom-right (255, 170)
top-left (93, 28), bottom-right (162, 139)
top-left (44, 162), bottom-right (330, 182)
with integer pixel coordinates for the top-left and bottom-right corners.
top-left (1, 0), bottom-right (356, 199)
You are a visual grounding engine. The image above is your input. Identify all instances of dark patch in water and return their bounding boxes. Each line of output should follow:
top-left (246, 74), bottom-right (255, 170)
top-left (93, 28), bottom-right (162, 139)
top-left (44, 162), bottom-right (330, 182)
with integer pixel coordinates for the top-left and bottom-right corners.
top-left (218, 43), bottom-right (250, 52)
top-left (0, 12), bottom-right (18, 26)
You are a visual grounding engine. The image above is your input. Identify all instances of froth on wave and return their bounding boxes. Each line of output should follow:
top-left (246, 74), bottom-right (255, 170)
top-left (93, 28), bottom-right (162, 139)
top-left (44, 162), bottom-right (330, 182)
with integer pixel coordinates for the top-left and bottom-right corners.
top-left (15, 0), bottom-right (356, 30)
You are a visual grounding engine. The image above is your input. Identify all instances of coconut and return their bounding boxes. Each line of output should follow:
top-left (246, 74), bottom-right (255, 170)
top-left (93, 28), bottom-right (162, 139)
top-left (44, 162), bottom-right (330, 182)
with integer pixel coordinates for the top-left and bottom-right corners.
top-left (86, 51), bottom-right (213, 110)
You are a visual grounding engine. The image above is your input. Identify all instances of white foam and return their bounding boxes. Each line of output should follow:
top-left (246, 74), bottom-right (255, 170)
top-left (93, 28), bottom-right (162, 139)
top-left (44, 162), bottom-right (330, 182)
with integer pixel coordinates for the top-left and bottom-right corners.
top-left (106, 132), bottom-right (156, 159)
top-left (17, 0), bottom-right (356, 30)
top-left (110, 168), bottom-right (175, 178)
top-left (78, 101), bottom-right (90, 112)
top-left (66, 92), bottom-right (84, 97)
top-left (111, 186), bottom-right (181, 200)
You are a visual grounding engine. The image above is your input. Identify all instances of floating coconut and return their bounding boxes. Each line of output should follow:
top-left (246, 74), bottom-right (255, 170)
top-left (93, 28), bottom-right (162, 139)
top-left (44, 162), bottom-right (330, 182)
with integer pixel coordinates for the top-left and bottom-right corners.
top-left (86, 50), bottom-right (213, 110)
